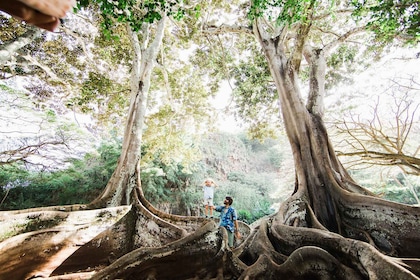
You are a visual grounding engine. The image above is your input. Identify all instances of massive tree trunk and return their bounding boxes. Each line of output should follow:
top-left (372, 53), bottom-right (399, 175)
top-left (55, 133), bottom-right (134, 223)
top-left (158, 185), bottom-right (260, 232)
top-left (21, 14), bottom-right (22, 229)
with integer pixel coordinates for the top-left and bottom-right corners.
top-left (89, 18), bottom-right (167, 208)
top-left (244, 19), bottom-right (420, 278)
top-left (1, 10), bottom-right (420, 280)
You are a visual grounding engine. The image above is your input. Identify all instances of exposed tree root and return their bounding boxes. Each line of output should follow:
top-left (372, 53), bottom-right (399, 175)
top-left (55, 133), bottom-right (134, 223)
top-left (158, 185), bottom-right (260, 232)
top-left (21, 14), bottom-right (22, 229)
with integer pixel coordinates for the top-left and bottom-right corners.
top-left (337, 191), bottom-right (420, 257)
top-left (90, 221), bottom-right (244, 280)
top-left (267, 219), bottom-right (419, 279)
top-left (48, 207), bottom-right (420, 279)
top-left (0, 206), bottom-right (130, 279)
top-left (0, 204), bottom-right (88, 217)
top-left (1, 180), bottom-right (419, 280)
top-left (1, 197), bottom-right (419, 279)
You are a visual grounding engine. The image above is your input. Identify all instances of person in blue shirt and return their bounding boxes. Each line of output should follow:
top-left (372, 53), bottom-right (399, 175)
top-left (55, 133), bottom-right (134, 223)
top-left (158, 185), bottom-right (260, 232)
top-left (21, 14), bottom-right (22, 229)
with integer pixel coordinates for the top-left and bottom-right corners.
top-left (215, 196), bottom-right (241, 248)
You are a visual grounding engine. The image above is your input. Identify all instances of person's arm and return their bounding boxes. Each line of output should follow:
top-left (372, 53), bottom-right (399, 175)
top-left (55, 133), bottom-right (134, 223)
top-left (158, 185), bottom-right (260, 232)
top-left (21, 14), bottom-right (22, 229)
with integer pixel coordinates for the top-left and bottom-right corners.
top-left (0, 0), bottom-right (75, 31)
top-left (231, 209), bottom-right (241, 238)
top-left (234, 220), bottom-right (241, 239)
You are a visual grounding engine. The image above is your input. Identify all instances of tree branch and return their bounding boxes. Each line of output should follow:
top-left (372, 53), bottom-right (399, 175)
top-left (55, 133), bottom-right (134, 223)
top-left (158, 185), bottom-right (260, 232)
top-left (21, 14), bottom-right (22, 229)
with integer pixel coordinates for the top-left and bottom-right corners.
top-left (0, 27), bottom-right (42, 65)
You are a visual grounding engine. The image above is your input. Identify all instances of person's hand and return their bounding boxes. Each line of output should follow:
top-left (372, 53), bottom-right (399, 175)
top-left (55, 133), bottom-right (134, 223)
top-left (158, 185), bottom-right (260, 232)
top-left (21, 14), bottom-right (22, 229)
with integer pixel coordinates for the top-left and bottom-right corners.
top-left (235, 231), bottom-right (241, 239)
top-left (0, 0), bottom-right (75, 31)
top-left (17, 0), bottom-right (76, 18)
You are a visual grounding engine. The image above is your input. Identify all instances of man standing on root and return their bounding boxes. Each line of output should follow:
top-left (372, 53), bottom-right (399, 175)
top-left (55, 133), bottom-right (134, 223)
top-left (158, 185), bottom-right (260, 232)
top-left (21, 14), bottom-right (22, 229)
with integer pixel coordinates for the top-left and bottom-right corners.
top-left (215, 196), bottom-right (241, 248)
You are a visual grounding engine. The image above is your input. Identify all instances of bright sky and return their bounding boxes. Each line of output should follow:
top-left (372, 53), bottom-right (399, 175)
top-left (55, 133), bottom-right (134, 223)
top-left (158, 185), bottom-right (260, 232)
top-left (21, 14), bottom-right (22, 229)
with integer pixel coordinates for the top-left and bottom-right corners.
top-left (210, 80), bottom-right (243, 133)
top-left (325, 47), bottom-right (420, 120)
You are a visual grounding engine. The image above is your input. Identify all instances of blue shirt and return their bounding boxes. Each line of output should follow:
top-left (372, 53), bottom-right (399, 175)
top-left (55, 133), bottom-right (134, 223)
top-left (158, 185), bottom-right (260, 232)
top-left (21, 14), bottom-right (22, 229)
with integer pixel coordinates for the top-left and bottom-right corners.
top-left (215, 206), bottom-right (237, 232)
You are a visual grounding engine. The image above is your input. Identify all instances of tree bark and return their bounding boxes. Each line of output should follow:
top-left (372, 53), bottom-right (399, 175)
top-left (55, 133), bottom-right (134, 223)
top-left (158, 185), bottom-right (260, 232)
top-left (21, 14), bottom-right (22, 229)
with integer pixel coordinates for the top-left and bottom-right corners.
top-left (90, 18), bottom-right (166, 208)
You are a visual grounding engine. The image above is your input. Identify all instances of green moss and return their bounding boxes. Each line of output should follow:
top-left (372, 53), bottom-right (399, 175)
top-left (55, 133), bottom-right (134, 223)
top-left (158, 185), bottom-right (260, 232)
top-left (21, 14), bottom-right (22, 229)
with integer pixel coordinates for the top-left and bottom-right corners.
top-left (0, 214), bottom-right (66, 242)
top-left (23, 214), bottom-right (65, 232)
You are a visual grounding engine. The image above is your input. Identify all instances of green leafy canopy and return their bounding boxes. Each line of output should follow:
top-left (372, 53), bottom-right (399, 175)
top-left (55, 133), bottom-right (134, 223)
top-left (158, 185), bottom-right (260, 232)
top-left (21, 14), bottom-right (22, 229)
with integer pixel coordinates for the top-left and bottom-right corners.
top-left (350, 0), bottom-right (420, 44)
top-left (76, 0), bottom-right (201, 36)
top-left (248, 0), bottom-right (321, 25)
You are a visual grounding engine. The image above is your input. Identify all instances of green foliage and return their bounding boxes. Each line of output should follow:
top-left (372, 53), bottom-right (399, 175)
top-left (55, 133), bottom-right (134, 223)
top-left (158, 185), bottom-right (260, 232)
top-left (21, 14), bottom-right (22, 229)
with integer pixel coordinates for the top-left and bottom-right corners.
top-left (189, 133), bottom-right (286, 223)
top-left (0, 164), bottom-right (29, 187)
top-left (1, 16), bottom-right (131, 130)
top-left (142, 60), bottom-right (215, 167)
top-left (351, 0), bottom-right (420, 44)
top-left (216, 172), bottom-right (276, 224)
top-left (248, 0), bottom-right (320, 25)
top-left (66, 71), bottom-right (129, 125)
top-left (237, 209), bottom-right (253, 223)
top-left (0, 140), bottom-right (121, 210)
top-left (0, 14), bottom-right (30, 42)
top-left (267, 145), bottom-right (283, 169)
top-left (77, 0), bottom-right (200, 37)
top-left (141, 155), bottom-right (201, 214)
top-left (248, 0), bottom-right (419, 45)
top-left (141, 166), bottom-right (170, 204)
top-left (231, 46), bottom-right (281, 140)
top-left (348, 169), bottom-right (420, 205)
top-left (1, 133), bottom-right (283, 223)
top-left (45, 109), bottom-right (57, 122)
top-left (372, 182), bottom-right (419, 205)
top-left (77, 72), bottom-right (113, 111)
top-left (237, 136), bottom-right (284, 171)
top-left (237, 199), bottom-right (274, 224)
top-left (325, 44), bottom-right (365, 89)
top-left (189, 44), bottom-right (234, 95)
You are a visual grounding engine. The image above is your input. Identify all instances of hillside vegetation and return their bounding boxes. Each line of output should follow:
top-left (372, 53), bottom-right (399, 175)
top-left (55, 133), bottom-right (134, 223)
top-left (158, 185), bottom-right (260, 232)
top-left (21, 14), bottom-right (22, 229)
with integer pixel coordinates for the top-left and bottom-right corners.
top-left (0, 130), bottom-right (293, 224)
